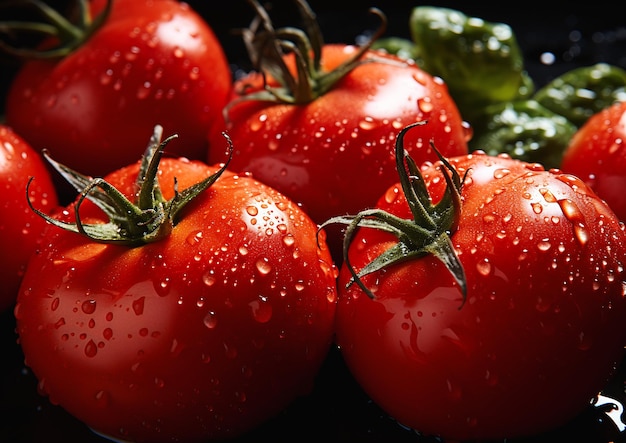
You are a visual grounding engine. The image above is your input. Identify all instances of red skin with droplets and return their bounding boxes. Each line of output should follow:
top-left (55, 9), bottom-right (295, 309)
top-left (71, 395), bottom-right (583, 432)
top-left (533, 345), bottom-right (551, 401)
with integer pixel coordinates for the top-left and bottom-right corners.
top-left (208, 45), bottom-right (469, 255)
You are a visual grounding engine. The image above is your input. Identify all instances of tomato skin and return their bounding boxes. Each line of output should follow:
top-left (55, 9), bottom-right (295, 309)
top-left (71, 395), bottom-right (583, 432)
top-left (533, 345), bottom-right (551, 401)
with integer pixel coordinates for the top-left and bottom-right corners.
top-left (335, 152), bottom-right (626, 441)
top-left (209, 45), bottom-right (469, 227)
top-left (15, 157), bottom-right (338, 442)
top-left (5, 0), bottom-right (232, 179)
top-left (560, 100), bottom-right (626, 222)
top-left (0, 125), bottom-right (58, 312)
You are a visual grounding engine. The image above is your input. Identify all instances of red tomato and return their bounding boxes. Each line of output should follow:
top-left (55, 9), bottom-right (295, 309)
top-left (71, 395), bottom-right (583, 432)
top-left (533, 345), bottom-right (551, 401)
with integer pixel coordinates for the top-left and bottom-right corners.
top-left (329, 124), bottom-right (626, 441)
top-left (5, 0), bottom-right (232, 181)
top-left (15, 129), bottom-right (338, 443)
top-left (560, 100), bottom-right (626, 221)
top-left (0, 125), bottom-right (58, 312)
top-left (207, 2), bottom-right (469, 259)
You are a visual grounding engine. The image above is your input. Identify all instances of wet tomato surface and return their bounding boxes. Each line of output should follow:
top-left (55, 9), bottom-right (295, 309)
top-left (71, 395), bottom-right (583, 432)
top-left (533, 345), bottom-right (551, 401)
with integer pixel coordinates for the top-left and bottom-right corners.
top-left (333, 146), bottom-right (626, 441)
top-left (13, 137), bottom-right (338, 443)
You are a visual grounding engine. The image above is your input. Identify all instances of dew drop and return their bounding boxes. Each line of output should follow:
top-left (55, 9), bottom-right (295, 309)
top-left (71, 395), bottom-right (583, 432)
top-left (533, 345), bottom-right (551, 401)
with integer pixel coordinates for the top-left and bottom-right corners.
top-left (476, 259), bottom-right (492, 276)
top-left (294, 281), bottom-right (305, 292)
top-left (249, 295), bottom-right (273, 323)
top-left (493, 168), bottom-right (511, 179)
top-left (84, 339), bottom-right (98, 358)
top-left (282, 234), bottom-right (295, 247)
top-left (81, 299), bottom-right (97, 314)
top-left (358, 117), bottom-right (376, 130)
top-left (256, 258), bottom-right (272, 275)
top-left (132, 297), bottom-right (145, 316)
top-left (204, 311), bottom-right (217, 329)
top-left (537, 240), bottom-right (552, 251)
top-left (103, 328), bottom-right (113, 340)
top-left (186, 230), bottom-right (203, 245)
top-left (384, 186), bottom-right (400, 204)
top-left (417, 97), bottom-right (434, 113)
top-left (203, 272), bottom-right (216, 287)
top-left (95, 390), bottom-right (109, 408)
top-left (558, 199), bottom-right (589, 246)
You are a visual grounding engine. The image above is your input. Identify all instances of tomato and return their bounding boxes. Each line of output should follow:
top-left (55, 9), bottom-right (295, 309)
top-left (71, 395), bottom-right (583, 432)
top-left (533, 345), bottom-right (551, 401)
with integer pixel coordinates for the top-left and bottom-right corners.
top-left (560, 100), bottom-right (626, 222)
top-left (14, 127), bottom-right (338, 443)
top-left (325, 123), bottom-right (626, 441)
top-left (207, 1), bottom-right (469, 260)
top-left (0, 125), bottom-right (58, 313)
top-left (4, 0), bottom-right (232, 182)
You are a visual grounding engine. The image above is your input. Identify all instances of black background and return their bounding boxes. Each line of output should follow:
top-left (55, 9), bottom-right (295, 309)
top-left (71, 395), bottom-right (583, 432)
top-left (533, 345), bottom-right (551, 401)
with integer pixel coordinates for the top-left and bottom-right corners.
top-left (1, 1), bottom-right (626, 442)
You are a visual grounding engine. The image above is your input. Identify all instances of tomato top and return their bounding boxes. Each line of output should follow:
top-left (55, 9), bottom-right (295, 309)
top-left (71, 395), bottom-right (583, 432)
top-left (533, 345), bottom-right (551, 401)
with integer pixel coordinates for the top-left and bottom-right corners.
top-left (5, 0), bottom-right (232, 181)
top-left (327, 124), bottom-right (626, 441)
top-left (208, 2), bottom-right (470, 254)
top-left (16, 127), bottom-right (338, 442)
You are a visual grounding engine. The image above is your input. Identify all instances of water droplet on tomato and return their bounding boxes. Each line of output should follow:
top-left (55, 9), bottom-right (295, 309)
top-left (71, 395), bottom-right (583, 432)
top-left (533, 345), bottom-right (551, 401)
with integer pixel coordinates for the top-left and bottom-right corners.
top-left (224, 342), bottom-right (238, 359)
top-left (417, 97), bottom-right (434, 114)
top-left (256, 258), bottom-right (272, 275)
top-left (249, 295), bottom-right (272, 323)
top-left (558, 199), bottom-right (589, 246)
top-left (186, 230), bottom-right (203, 245)
top-left (102, 328), bottom-right (113, 340)
top-left (537, 240), bottom-right (551, 251)
top-left (136, 82), bottom-right (151, 99)
top-left (51, 297), bottom-right (60, 311)
top-left (282, 234), bottom-right (295, 247)
top-left (81, 299), bottom-right (97, 314)
top-left (203, 272), bottom-right (216, 287)
top-left (204, 311), bottom-right (218, 329)
top-left (94, 390), bottom-right (109, 408)
top-left (132, 297), bottom-right (145, 315)
top-left (476, 258), bottom-right (492, 276)
top-left (358, 117), bottom-right (376, 131)
top-left (84, 339), bottom-right (98, 358)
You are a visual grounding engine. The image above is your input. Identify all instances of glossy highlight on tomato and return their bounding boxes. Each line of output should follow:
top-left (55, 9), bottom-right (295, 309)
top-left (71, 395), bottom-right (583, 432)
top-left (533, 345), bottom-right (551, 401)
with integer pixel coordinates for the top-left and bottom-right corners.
top-left (334, 147), bottom-right (626, 441)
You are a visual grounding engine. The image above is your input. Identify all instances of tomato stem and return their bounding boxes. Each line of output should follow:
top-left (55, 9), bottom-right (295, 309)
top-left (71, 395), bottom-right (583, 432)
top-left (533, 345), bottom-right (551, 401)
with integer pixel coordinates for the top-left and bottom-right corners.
top-left (27, 125), bottom-right (234, 246)
top-left (0, 0), bottom-right (112, 59)
top-left (224, 0), bottom-right (396, 120)
top-left (319, 121), bottom-right (467, 304)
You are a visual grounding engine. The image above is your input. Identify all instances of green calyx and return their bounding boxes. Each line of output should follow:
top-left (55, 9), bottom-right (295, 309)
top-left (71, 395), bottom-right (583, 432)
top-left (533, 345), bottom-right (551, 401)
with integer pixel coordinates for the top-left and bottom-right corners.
top-left (0, 0), bottom-right (112, 59)
top-left (226, 0), bottom-right (393, 115)
top-left (320, 121), bottom-right (467, 303)
top-left (27, 125), bottom-right (233, 246)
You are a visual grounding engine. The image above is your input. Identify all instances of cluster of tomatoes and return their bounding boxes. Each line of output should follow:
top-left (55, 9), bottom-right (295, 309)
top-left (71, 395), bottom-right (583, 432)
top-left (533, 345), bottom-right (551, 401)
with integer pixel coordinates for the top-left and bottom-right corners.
top-left (1, 1), bottom-right (626, 443)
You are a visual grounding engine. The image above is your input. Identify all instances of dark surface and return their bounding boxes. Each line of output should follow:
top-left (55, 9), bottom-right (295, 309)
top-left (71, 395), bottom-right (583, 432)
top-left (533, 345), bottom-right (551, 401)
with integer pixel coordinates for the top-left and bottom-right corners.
top-left (1, 1), bottom-right (626, 442)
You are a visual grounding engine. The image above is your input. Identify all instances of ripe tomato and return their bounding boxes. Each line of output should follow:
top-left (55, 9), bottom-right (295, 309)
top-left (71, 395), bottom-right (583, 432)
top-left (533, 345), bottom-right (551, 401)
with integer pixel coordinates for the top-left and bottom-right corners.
top-left (560, 100), bottom-right (626, 222)
top-left (327, 123), bottom-right (626, 441)
top-left (207, 1), bottom-right (469, 258)
top-left (5, 0), bottom-right (232, 181)
top-left (14, 127), bottom-right (338, 443)
top-left (0, 125), bottom-right (58, 313)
